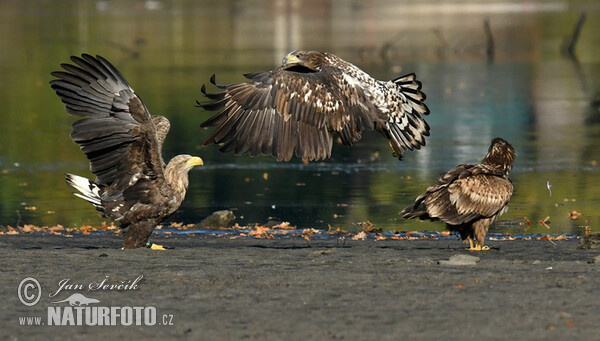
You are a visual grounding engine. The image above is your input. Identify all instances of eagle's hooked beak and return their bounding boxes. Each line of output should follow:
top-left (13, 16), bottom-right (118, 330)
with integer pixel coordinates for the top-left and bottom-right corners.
top-left (186, 156), bottom-right (204, 167)
top-left (282, 52), bottom-right (301, 66)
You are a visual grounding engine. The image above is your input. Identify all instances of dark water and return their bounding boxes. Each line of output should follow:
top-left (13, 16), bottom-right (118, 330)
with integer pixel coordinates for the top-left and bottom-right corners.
top-left (0, 1), bottom-right (598, 235)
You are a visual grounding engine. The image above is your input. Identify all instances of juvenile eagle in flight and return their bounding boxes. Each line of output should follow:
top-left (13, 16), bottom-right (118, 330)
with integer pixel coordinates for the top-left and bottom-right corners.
top-left (51, 54), bottom-right (204, 249)
top-left (198, 50), bottom-right (430, 161)
top-left (401, 138), bottom-right (516, 251)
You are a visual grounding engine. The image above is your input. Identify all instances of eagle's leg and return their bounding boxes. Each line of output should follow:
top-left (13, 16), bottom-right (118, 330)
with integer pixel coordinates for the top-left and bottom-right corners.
top-left (469, 219), bottom-right (492, 251)
top-left (122, 222), bottom-right (162, 250)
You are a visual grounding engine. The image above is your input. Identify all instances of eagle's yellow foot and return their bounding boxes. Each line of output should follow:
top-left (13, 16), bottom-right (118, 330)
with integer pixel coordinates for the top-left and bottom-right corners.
top-left (468, 243), bottom-right (490, 251)
top-left (146, 242), bottom-right (166, 250)
top-left (465, 238), bottom-right (490, 251)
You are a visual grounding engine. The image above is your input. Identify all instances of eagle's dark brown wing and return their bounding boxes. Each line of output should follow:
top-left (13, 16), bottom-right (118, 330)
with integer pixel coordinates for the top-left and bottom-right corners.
top-left (402, 164), bottom-right (513, 225)
top-left (51, 54), bottom-right (167, 196)
top-left (199, 66), bottom-right (384, 161)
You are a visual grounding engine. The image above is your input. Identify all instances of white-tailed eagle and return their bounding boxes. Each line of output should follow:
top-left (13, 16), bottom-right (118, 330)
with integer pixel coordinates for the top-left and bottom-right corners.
top-left (51, 54), bottom-right (203, 249)
top-left (402, 138), bottom-right (516, 251)
top-left (198, 50), bottom-right (430, 161)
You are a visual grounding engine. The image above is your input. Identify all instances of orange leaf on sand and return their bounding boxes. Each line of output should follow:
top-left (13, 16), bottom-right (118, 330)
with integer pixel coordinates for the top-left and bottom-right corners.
top-left (19, 225), bottom-right (34, 233)
top-left (101, 221), bottom-right (117, 230)
top-left (566, 320), bottom-right (575, 327)
top-left (440, 231), bottom-right (451, 237)
top-left (454, 284), bottom-right (466, 290)
top-left (374, 235), bottom-right (387, 241)
top-left (272, 222), bottom-right (295, 229)
top-left (249, 226), bottom-right (273, 239)
top-left (352, 231), bottom-right (368, 240)
top-left (49, 225), bottom-right (64, 232)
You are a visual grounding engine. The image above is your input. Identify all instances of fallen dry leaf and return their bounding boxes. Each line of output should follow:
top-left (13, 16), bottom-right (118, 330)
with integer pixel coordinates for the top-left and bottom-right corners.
top-left (568, 211), bottom-right (582, 220)
top-left (537, 216), bottom-right (551, 229)
top-left (356, 221), bottom-right (373, 228)
top-left (352, 231), bottom-right (368, 240)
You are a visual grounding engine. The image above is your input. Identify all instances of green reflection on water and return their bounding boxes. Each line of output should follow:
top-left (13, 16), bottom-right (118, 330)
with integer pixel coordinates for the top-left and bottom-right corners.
top-left (0, 1), bottom-right (598, 235)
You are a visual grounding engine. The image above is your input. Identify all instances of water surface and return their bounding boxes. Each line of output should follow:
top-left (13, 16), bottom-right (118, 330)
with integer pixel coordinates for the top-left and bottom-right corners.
top-left (0, 1), bottom-right (598, 235)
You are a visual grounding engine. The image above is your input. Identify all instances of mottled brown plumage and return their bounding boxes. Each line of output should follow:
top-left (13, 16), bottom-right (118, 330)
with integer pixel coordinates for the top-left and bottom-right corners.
top-left (402, 138), bottom-right (516, 251)
top-left (198, 50), bottom-right (430, 161)
top-left (51, 54), bottom-right (203, 249)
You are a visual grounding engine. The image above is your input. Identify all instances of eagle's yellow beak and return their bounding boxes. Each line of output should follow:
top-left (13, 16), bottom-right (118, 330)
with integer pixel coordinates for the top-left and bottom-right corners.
top-left (283, 53), bottom-right (301, 66)
top-left (186, 156), bottom-right (204, 167)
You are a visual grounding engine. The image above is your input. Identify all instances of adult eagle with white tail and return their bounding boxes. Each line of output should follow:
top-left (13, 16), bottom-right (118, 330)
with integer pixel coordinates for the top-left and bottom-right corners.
top-left (198, 50), bottom-right (430, 161)
top-left (51, 54), bottom-right (203, 249)
top-left (402, 138), bottom-right (516, 251)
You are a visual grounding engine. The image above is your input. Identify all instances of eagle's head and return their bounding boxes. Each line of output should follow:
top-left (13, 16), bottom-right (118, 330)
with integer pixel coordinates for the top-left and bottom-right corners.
top-left (282, 50), bottom-right (328, 72)
top-left (165, 155), bottom-right (204, 194)
top-left (482, 137), bottom-right (516, 174)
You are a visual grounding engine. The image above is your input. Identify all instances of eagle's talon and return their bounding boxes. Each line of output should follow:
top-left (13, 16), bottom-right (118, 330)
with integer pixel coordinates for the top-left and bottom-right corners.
top-left (148, 243), bottom-right (166, 251)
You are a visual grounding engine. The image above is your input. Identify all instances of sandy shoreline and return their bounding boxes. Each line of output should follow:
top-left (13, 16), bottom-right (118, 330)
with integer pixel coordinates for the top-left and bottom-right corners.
top-left (2, 233), bottom-right (599, 340)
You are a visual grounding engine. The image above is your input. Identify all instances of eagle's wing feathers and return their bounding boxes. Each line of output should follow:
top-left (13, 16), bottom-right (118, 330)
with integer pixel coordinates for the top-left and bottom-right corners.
top-left (383, 73), bottom-right (430, 156)
top-left (200, 66), bottom-right (383, 161)
top-left (51, 54), bottom-right (166, 196)
top-left (418, 165), bottom-right (512, 225)
top-left (448, 174), bottom-right (513, 217)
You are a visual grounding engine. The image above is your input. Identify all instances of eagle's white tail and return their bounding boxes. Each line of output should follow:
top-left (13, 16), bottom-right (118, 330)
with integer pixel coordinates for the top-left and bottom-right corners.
top-left (65, 173), bottom-right (102, 207)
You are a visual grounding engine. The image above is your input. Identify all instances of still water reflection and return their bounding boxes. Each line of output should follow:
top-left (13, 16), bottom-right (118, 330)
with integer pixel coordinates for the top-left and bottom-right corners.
top-left (0, 1), bottom-right (598, 235)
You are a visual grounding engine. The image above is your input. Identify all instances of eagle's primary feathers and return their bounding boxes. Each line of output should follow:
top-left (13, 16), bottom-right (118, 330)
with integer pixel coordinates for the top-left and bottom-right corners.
top-left (402, 138), bottom-right (516, 251)
top-left (198, 50), bottom-right (430, 161)
top-left (51, 54), bottom-right (203, 249)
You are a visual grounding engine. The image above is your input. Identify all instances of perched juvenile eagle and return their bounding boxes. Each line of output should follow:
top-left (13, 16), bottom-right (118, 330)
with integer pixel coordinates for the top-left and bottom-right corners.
top-left (51, 54), bottom-right (204, 249)
top-left (401, 138), bottom-right (516, 251)
top-left (198, 50), bottom-right (430, 161)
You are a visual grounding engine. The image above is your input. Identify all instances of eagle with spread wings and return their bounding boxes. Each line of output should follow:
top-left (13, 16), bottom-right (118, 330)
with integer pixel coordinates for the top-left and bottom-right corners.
top-left (51, 54), bottom-right (203, 249)
top-left (402, 138), bottom-right (516, 251)
top-left (198, 50), bottom-right (430, 161)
